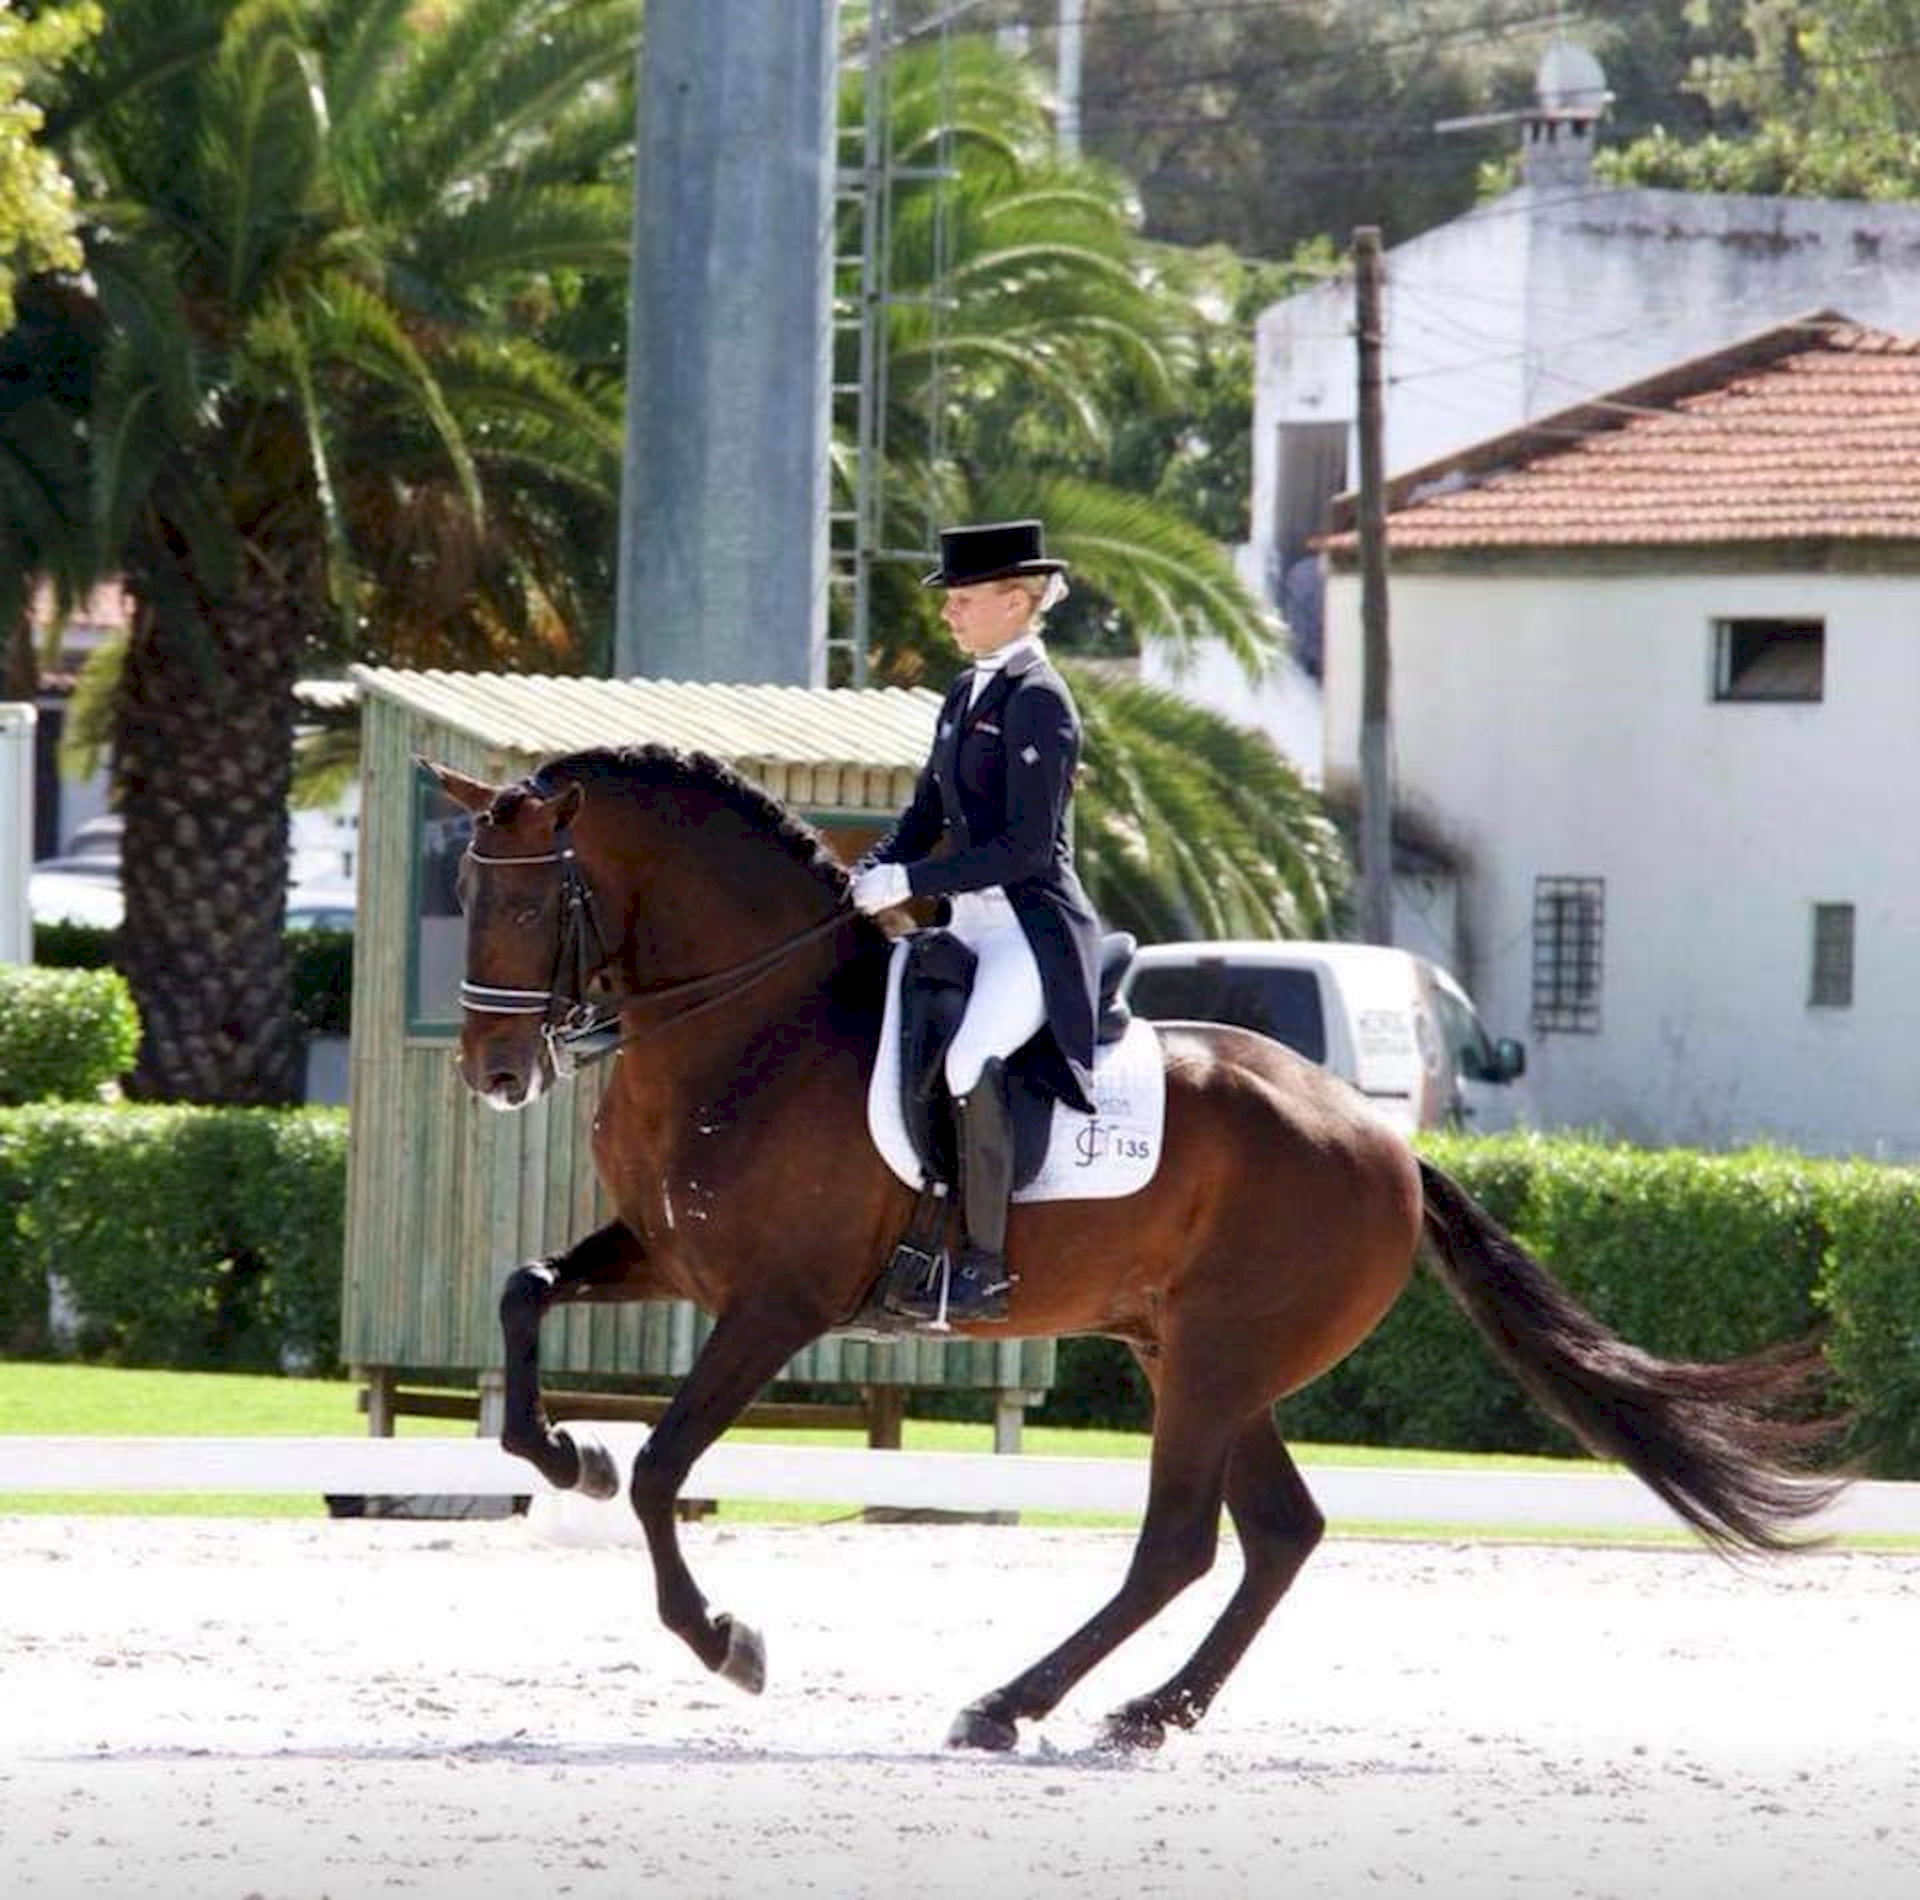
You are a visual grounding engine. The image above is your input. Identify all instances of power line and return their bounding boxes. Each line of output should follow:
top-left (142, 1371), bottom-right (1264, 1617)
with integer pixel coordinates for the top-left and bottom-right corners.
top-left (1077, 3), bottom-right (1584, 104)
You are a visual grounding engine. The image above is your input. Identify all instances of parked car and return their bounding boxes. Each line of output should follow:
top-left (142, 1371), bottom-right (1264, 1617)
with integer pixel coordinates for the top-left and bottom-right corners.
top-left (1121, 939), bottom-right (1530, 1136)
top-left (28, 859), bottom-right (124, 928)
top-left (29, 860), bottom-right (356, 934)
top-left (285, 881), bottom-right (358, 932)
top-left (64, 814), bottom-right (124, 860)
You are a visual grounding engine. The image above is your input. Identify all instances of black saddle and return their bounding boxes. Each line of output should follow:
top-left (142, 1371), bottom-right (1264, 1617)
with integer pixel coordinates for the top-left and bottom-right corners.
top-left (895, 927), bottom-right (1137, 1192)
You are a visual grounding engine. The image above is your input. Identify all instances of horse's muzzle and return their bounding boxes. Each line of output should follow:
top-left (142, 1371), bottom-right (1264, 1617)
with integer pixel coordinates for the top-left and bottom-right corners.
top-left (458, 1030), bottom-right (550, 1111)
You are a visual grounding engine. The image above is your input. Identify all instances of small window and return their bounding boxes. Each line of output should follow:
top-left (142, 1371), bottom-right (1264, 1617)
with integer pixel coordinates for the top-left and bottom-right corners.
top-left (1713, 617), bottom-right (1824, 702)
top-left (1533, 876), bottom-right (1603, 1034)
top-left (408, 766), bottom-right (474, 1034)
top-left (1810, 903), bottom-right (1854, 1009)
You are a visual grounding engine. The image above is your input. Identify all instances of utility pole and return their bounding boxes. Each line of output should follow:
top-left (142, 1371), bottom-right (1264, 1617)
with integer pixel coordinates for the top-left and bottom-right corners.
top-left (616, 0), bottom-right (838, 684)
top-left (1353, 225), bottom-right (1395, 946)
top-left (1057, 0), bottom-right (1085, 157)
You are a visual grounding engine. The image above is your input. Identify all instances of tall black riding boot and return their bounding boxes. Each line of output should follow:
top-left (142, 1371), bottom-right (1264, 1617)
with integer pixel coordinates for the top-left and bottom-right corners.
top-left (944, 1057), bottom-right (1016, 1323)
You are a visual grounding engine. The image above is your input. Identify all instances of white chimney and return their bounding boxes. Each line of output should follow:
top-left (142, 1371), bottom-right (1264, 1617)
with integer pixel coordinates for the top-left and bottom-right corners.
top-left (1521, 40), bottom-right (1610, 190)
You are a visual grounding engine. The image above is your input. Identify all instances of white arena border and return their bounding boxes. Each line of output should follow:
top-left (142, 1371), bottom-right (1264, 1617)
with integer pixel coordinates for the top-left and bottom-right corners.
top-left (1, 1431), bottom-right (1916, 1540)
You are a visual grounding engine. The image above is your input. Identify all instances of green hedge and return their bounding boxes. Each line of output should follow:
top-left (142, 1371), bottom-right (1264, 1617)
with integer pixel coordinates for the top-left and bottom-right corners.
top-left (1815, 1161), bottom-right (1920, 1476)
top-left (0, 1105), bottom-right (347, 1373)
top-left (1041, 1134), bottom-right (1920, 1478)
top-left (5, 1106), bottom-right (1920, 1476)
top-left (0, 965), bottom-right (141, 1104)
top-left (30, 921), bottom-right (353, 1036)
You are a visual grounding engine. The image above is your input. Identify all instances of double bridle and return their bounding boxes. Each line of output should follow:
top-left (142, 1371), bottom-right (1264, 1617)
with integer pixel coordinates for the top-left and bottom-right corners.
top-left (459, 825), bottom-right (851, 1075)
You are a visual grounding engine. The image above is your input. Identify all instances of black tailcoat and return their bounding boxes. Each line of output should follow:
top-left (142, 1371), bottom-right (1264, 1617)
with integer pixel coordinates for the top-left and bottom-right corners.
top-left (872, 643), bottom-right (1100, 1113)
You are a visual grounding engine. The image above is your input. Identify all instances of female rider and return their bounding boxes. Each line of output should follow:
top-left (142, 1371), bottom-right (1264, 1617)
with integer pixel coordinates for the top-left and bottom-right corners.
top-left (851, 520), bottom-right (1101, 1323)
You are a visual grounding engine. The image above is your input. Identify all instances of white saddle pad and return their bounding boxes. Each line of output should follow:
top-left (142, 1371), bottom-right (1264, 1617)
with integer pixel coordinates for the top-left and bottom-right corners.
top-left (867, 937), bottom-right (1166, 1203)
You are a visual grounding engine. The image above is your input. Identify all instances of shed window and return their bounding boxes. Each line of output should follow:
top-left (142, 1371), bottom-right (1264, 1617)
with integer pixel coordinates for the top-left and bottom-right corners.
top-left (1532, 875), bottom-right (1603, 1034)
top-left (1713, 617), bottom-right (1824, 702)
top-left (1809, 902), bottom-right (1855, 1009)
top-left (409, 768), bottom-right (473, 1033)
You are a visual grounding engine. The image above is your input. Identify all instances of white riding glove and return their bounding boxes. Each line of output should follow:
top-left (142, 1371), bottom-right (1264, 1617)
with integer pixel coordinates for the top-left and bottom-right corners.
top-left (850, 862), bottom-right (912, 913)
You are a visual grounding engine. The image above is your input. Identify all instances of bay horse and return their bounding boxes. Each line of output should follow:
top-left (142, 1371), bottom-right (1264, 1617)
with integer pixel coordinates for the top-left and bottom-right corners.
top-left (428, 744), bottom-right (1838, 1752)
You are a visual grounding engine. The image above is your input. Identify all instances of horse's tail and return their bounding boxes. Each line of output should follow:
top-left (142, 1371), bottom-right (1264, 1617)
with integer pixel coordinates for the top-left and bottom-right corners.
top-left (1416, 1159), bottom-right (1845, 1554)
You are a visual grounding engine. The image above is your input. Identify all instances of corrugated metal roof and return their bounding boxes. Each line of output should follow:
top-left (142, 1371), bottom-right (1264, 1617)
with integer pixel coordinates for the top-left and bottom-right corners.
top-left (349, 667), bottom-right (941, 771)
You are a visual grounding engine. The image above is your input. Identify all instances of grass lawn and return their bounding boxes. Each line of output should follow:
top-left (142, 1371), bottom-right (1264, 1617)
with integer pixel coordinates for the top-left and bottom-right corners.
top-left (9, 1363), bottom-right (1890, 1550)
top-left (0, 1361), bottom-right (1621, 1528)
top-left (2, 1360), bottom-right (1605, 1465)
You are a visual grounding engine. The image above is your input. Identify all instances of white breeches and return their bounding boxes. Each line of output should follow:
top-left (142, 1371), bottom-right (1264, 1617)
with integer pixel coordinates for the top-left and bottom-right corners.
top-left (945, 893), bottom-right (1046, 1096)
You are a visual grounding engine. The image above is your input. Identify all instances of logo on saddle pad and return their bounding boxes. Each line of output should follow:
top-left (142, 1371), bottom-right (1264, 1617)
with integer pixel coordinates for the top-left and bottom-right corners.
top-left (867, 939), bottom-right (1165, 1202)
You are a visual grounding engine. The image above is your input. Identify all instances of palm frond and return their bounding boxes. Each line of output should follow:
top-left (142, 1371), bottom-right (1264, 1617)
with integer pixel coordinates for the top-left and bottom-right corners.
top-left (974, 472), bottom-right (1279, 679)
top-left (1069, 666), bottom-right (1347, 941)
top-left (380, 0), bottom-right (636, 217)
top-left (411, 183), bottom-right (630, 290)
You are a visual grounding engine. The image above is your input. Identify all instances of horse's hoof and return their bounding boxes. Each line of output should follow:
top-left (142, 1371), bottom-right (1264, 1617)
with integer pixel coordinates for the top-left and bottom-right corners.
top-left (713, 1614), bottom-right (766, 1695)
top-left (574, 1437), bottom-right (620, 1501)
top-left (946, 1701), bottom-right (1020, 1752)
top-left (1097, 1704), bottom-right (1167, 1753)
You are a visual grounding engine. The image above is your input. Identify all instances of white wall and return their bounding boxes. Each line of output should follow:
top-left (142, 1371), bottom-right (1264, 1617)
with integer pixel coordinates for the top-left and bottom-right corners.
top-left (1138, 637), bottom-right (1325, 783)
top-left (1323, 566), bottom-right (1920, 1157)
top-left (1254, 185), bottom-right (1920, 616)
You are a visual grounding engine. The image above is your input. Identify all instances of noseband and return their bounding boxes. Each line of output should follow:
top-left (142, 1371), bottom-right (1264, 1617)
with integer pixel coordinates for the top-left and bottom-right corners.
top-left (460, 827), bottom-right (849, 1074)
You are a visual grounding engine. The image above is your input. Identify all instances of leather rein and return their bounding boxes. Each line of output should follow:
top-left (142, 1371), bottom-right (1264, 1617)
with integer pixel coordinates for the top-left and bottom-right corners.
top-left (458, 827), bottom-right (851, 1075)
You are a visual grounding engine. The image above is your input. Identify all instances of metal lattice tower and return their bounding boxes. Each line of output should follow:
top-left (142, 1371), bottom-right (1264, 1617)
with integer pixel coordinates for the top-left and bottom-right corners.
top-left (829, 1), bottom-right (955, 686)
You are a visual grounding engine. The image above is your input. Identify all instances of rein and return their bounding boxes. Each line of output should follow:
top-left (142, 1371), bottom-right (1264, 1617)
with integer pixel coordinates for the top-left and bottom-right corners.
top-left (460, 830), bottom-right (852, 1074)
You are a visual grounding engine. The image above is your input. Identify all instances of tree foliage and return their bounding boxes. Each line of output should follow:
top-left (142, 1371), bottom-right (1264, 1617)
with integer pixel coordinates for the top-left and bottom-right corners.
top-left (0, 0), bottom-right (95, 332)
top-left (1603, 1), bottom-right (1920, 199)
top-left (840, 33), bottom-right (1346, 936)
top-left (8, 0), bottom-right (635, 1101)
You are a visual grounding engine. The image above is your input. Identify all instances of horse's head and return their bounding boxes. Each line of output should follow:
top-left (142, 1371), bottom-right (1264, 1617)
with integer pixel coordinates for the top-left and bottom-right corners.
top-left (428, 744), bottom-right (885, 1112)
top-left (426, 760), bottom-right (588, 1110)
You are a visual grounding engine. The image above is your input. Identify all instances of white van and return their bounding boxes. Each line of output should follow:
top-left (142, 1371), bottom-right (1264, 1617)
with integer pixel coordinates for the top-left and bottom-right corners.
top-left (1121, 940), bottom-right (1530, 1136)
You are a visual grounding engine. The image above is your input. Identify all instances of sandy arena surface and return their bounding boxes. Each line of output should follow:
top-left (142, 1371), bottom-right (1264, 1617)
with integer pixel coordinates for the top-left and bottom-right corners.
top-left (0, 1513), bottom-right (1915, 1899)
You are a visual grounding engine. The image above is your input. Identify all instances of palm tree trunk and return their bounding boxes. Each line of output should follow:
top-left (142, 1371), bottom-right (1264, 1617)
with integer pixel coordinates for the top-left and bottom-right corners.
top-left (114, 570), bottom-right (310, 1104)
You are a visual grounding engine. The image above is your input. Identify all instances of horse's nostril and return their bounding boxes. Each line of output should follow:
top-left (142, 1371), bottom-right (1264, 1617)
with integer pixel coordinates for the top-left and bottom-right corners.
top-left (488, 1070), bottom-right (520, 1099)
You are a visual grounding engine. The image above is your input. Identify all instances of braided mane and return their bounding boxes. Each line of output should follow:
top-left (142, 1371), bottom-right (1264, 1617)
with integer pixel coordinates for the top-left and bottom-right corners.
top-left (512, 744), bottom-right (856, 903)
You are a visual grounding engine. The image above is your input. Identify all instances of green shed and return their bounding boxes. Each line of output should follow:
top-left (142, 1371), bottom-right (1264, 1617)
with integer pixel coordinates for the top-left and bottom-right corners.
top-left (341, 666), bottom-right (1058, 1450)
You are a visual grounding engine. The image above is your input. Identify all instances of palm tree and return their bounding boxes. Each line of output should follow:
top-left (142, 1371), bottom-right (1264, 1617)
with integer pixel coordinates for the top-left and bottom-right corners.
top-left (1074, 670), bottom-right (1346, 939)
top-left (27, 0), bottom-right (632, 1101)
top-left (839, 35), bottom-right (1345, 935)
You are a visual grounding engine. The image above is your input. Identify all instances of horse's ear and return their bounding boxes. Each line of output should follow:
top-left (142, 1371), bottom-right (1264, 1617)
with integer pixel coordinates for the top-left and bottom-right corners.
top-left (419, 758), bottom-right (496, 815)
top-left (550, 781), bottom-right (585, 829)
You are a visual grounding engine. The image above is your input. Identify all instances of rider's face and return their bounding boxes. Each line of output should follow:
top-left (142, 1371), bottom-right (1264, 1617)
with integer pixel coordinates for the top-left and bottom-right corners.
top-left (941, 580), bottom-right (1033, 658)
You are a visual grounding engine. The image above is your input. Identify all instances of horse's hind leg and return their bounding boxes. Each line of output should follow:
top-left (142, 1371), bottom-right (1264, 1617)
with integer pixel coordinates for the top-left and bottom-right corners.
top-left (948, 1362), bottom-right (1241, 1752)
top-left (498, 1219), bottom-right (649, 1498)
top-left (1099, 1410), bottom-right (1323, 1750)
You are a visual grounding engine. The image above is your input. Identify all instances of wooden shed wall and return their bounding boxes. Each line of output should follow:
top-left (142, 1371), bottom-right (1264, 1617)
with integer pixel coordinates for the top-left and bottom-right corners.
top-left (341, 694), bottom-right (1056, 1394)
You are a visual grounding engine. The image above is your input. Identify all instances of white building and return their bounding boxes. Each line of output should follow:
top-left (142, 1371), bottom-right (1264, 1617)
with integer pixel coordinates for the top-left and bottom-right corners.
top-left (1211, 42), bottom-right (1920, 784)
top-left (1320, 316), bottom-right (1920, 1158)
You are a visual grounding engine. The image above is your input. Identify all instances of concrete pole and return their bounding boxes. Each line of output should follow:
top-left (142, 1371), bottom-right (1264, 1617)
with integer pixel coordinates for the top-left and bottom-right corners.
top-left (616, 0), bottom-right (837, 684)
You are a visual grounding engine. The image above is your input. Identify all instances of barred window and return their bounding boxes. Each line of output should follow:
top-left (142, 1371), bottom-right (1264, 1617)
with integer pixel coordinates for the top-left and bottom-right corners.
top-left (1809, 903), bottom-right (1855, 1009)
top-left (1713, 617), bottom-right (1824, 702)
top-left (1533, 876), bottom-right (1604, 1034)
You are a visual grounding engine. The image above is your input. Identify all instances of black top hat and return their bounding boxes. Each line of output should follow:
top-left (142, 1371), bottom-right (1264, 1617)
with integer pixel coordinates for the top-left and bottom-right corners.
top-left (920, 519), bottom-right (1068, 588)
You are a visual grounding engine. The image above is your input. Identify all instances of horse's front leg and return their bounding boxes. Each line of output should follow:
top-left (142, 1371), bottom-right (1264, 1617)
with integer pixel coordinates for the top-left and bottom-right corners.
top-left (628, 1302), bottom-right (828, 1694)
top-left (499, 1219), bottom-right (653, 1499)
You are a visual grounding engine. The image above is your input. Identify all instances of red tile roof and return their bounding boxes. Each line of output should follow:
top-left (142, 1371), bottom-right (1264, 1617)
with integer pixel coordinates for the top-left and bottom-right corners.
top-left (1329, 316), bottom-right (1920, 554)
